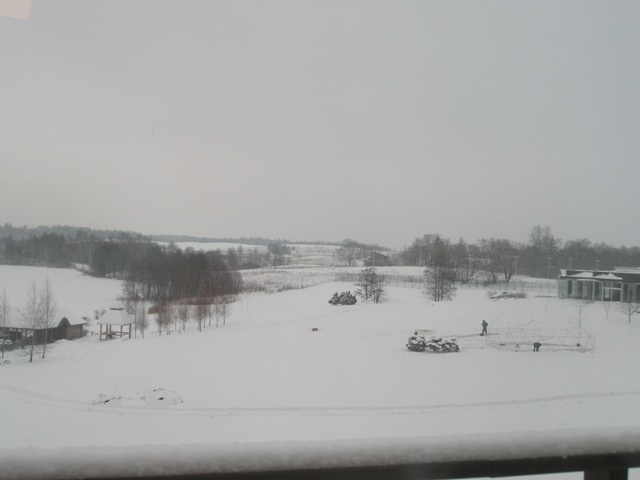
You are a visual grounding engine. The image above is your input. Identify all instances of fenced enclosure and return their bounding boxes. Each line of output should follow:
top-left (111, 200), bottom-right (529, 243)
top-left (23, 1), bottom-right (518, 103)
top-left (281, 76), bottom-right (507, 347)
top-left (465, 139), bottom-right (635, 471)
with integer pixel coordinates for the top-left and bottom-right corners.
top-left (488, 326), bottom-right (595, 352)
top-left (334, 269), bottom-right (558, 297)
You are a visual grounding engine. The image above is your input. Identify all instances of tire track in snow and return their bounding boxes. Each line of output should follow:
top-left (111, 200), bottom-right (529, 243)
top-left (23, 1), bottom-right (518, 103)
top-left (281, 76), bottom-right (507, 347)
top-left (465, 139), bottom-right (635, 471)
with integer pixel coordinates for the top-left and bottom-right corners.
top-left (0, 381), bottom-right (90, 408)
top-left (1, 380), bottom-right (639, 418)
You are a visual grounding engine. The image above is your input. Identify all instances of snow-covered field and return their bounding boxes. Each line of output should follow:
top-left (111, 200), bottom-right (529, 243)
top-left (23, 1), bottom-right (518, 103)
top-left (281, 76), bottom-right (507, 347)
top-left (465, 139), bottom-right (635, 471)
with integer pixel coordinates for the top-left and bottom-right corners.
top-left (159, 241), bottom-right (342, 268)
top-left (1, 264), bottom-right (639, 479)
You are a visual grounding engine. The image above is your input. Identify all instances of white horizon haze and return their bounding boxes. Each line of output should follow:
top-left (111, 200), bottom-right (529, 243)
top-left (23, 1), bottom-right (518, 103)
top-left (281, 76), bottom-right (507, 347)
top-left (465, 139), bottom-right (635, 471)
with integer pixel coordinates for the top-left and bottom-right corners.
top-left (1, 1), bottom-right (639, 250)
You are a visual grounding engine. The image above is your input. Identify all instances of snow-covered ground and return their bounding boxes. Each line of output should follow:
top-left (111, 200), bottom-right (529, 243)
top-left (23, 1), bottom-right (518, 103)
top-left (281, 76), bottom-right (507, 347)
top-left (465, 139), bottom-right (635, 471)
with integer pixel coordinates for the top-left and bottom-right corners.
top-left (1, 265), bottom-right (639, 479)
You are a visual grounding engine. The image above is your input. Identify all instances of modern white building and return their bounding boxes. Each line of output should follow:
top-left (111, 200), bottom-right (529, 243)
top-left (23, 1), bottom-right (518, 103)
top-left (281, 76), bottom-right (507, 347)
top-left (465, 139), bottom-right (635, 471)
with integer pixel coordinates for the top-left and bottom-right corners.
top-left (558, 267), bottom-right (640, 303)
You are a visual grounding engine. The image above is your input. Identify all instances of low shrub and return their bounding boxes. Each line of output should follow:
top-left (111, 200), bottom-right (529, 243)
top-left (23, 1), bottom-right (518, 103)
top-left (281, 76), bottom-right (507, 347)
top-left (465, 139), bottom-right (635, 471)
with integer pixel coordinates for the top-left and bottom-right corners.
top-left (488, 290), bottom-right (527, 300)
top-left (328, 291), bottom-right (357, 305)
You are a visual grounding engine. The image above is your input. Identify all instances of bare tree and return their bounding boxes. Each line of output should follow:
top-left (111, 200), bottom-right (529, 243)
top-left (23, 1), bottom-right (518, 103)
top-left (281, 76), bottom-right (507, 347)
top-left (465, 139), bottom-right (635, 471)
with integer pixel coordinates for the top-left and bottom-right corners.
top-left (370, 278), bottom-right (385, 304)
top-left (155, 300), bottom-right (174, 335)
top-left (424, 236), bottom-right (457, 302)
top-left (177, 302), bottom-right (189, 333)
top-left (123, 278), bottom-right (142, 338)
top-left (355, 267), bottom-right (385, 303)
top-left (214, 298), bottom-right (225, 328)
top-left (561, 239), bottom-right (595, 271)
top-left (337, 239), bottom-right (362, 267)
top-left (404, 234), bottom-right (437, 266)
top-left (528, 225), bottom-right (561, 278)
top-left (451, 238), bottom-right (477, 284)
top-left (603, 298), bottom-right (612, 319)
top-left (618, 300), bottom-right (640, 323)
top-left (39, 278), bottom-right (57, 359)
top-left (213, 295), bottom-right (233, 327)
top-left (0, 289), bottom-right (10, 361)
top-left (424, 267), bottom-right (457, 302)
top-left (136, 301), bottom-right (148, 338)
top-left (207, 302), bottom-right (214, 328)
top-left (21, 280), bottom-right (42, 363)
top-left (573, 299), bottom-right (591, 345)
top-left (479, 238), bottom-right (517, 285)
top-left (196, 301), bottom-right (207, 332)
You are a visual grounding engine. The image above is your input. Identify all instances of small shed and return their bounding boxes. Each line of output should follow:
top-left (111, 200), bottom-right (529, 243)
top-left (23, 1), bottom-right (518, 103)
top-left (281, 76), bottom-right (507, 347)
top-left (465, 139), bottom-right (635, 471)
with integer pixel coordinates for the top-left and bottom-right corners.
top-left (97, 307), bottom-right (135, 341)
top-left (0, 308), bottom-right (86, 344)
top-left (54, 308), bottom-right (86, 341)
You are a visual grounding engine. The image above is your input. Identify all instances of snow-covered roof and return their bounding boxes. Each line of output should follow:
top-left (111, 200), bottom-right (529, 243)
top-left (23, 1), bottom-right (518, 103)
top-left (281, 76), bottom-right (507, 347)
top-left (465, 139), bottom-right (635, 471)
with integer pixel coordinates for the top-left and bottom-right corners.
top-left (613, 267), bottom-right (640, 274)
top-left (563, 268), bottom-right (640, 281)
top-left (568, 271), bottom-right (595, 279)
top-left (594, 273), bottom-right (623, 281)
top-left (57, 307), bottom-right (86, 326)
top-left (97, 308), bottom-right (135, 326)
top-left (2, 307), bottom-right (85, 329)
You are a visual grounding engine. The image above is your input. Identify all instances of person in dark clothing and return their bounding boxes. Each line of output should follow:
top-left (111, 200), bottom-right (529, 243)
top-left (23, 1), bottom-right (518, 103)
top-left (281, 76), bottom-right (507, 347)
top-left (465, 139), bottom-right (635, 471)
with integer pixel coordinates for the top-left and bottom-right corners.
top-left (481, 320), bottom-right (488, 336)
top-left (533, 342), bottom-right (541, 352)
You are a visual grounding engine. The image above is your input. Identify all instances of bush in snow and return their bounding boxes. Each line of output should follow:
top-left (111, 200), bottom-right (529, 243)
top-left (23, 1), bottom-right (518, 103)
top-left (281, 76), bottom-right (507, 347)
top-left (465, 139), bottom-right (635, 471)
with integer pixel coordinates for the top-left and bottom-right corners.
top-left (488, 290), bottom-right (527, 300)
top-left (328, 291), bottom-right (357, 306)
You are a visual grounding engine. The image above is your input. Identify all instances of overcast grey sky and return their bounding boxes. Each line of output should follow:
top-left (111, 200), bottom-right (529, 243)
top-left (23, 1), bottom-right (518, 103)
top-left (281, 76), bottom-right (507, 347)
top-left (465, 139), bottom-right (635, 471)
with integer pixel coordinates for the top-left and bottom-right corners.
top-left (1, 1), bottom-right (638, 249)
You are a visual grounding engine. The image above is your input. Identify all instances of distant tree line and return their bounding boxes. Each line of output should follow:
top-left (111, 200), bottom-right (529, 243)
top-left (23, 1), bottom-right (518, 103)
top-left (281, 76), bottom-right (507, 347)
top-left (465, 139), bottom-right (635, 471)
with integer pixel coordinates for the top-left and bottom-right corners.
top-left (4, 223), bottom-right (639, 287)
top-left (0, 224), bottom-right (148, 268)
top-left (1, 234), bottom-right (246, 297)
top-left (2, 232), bottom-right (99, 267)
top-left (0, 223), bottom-right (146, 242)
top-left (397, 225), bottom-right (640, 282)
top-left (0, 226), bottom-right (290, 275)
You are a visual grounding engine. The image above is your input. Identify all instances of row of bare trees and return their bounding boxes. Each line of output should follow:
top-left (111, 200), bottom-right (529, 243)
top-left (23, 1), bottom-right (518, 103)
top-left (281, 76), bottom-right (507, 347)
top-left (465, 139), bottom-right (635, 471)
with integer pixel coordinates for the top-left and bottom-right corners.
top-left (399, 226), bottom-right (640, 281)
top-left (424, 235), bottom-right (458, 302)
top-left (120, 245), bottom-right (242, 337)
top-left (26, 280), bottom-right (56, 361)
top-left (145, 294), bottom-right (232, 337)
top-left (0, 280), bottom-right (57, 363)
top-left (352, 252), bottom-right (457, 304)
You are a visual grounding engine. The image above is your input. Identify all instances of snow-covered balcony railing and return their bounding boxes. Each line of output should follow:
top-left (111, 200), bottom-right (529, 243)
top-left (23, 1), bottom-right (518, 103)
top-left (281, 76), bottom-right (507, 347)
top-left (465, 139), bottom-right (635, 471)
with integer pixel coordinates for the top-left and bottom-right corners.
top-left (2, 428), bottom-right (640, 480)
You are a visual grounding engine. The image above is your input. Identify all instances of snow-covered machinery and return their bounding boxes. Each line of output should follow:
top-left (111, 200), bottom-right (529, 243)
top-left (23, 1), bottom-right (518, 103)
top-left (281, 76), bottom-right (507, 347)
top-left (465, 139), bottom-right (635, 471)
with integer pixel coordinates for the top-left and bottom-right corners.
top-left (425, 337), bottom-right (459, 352)
top-left (406, 334), bottom-right (427, 352)
top-left (406, 334), bottom-right (459, 353)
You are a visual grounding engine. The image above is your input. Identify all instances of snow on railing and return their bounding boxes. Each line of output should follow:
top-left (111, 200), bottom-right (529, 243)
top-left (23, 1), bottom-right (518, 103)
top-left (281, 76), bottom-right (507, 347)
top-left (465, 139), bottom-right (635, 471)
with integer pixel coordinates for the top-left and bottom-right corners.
top-left (1, 427), bottom-right (640, 480)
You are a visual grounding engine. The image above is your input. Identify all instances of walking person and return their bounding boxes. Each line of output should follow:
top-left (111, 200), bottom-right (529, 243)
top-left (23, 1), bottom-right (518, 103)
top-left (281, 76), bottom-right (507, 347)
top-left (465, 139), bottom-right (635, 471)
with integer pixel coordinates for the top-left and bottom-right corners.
top-left (481, 320), bottom-right (488, 336)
